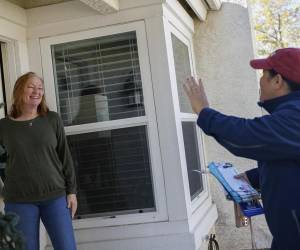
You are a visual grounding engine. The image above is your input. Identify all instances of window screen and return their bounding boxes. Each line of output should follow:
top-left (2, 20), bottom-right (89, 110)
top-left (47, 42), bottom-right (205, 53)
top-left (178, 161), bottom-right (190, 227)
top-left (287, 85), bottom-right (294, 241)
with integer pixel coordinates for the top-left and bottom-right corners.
top-left (171, 34), bottom-right (193, 113)
top-left (182, 121), bottom-right (203, 199)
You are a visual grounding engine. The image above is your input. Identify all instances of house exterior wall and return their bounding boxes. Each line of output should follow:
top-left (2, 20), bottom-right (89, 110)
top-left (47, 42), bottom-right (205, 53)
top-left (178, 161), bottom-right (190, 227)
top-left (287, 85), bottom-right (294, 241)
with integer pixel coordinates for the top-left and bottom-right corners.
top-left (0, 1), bottom-right (271, 249)
top-left (25, 1), bottom-right (217, 249)
top-left (193, 2), bottom-right (272, 249)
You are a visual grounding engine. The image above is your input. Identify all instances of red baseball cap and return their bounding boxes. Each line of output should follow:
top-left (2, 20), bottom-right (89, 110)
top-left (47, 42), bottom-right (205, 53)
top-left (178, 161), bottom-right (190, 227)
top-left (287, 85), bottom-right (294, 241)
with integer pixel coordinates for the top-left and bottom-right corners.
top-left (250, 48), bottom-right (300, 83)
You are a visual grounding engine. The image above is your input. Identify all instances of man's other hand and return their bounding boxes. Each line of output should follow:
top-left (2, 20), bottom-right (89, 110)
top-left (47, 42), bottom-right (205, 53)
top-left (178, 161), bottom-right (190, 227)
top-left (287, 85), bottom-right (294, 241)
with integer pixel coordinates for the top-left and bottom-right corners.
top-left (234, 172), bottom-right (250, 184)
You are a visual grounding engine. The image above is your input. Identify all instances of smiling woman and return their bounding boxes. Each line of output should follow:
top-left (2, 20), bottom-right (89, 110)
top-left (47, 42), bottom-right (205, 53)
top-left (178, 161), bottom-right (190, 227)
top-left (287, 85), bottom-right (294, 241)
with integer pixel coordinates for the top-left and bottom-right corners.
top-left (9, 72), bottom-right (48, 119)
top-left (0, 72), bottom-right (78, 250)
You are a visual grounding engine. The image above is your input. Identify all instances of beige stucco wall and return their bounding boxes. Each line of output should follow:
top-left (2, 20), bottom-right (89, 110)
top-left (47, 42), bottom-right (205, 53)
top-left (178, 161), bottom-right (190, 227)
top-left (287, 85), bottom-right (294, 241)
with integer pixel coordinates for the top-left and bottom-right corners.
top-left (193, 3), bottom-right (272, 250)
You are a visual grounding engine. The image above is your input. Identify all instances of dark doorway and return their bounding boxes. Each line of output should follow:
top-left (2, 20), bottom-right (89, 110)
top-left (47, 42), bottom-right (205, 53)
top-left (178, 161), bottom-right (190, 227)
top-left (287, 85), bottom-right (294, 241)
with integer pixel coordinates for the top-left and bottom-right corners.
top-left (0, 42), bottom-right (8, 117)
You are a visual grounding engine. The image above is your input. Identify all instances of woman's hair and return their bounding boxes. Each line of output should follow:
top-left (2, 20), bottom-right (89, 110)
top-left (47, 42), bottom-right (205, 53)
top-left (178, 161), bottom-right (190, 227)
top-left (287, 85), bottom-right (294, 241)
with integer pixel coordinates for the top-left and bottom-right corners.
top-left (269, 69), bottom-right (300, 92)
top-left (10, 72), bottom-right (49, 118)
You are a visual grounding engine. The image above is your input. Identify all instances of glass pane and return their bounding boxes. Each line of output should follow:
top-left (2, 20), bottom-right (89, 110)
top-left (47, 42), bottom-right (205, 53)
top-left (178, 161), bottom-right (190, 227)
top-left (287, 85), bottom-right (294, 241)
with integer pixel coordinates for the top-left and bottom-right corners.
top-left (51, 31), bottom-right (145, 126)
top-left (171, 34), bottom-right (193, 113)
top-left (68, 126), bottom-right (155, 218)
top-left (182, 122), bottom-right (203, 199)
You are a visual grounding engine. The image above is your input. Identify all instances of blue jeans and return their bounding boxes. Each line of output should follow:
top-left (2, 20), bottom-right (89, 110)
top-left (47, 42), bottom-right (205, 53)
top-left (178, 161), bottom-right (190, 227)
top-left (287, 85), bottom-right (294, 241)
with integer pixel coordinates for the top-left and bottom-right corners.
top-left (5, 196), bottom-right (77, 250)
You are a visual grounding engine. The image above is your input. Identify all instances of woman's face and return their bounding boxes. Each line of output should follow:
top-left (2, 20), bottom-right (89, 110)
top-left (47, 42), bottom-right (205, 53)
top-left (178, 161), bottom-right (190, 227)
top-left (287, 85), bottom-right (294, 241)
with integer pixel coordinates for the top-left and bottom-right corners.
top-left (22, 76), bottom-right (44, 108)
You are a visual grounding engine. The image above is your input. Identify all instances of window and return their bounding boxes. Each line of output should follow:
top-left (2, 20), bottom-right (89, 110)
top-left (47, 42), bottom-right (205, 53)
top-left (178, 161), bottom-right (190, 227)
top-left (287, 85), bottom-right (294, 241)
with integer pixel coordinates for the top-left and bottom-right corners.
top-left (171, 32), bottom-right (203, 200)
top-left (171, 34), bottom-right (193, 114)
top-left (52, 32), bottom-right (144, 126)
top-left (68, 126), bottom-right (154, 218)
top-left (50, 31), bottom-right (156, 218)
top-left (182, 122), bottom-right (203, 199)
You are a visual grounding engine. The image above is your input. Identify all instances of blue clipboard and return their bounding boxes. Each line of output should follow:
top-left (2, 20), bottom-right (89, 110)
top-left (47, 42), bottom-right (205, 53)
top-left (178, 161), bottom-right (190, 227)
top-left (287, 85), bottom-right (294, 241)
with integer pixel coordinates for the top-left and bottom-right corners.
top-left (207, 162), bottom-right (264, 217)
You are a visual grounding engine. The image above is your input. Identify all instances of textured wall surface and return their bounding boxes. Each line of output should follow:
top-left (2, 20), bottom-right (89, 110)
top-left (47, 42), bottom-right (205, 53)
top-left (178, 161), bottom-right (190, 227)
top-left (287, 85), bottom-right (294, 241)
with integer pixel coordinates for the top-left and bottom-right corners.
top-left (193, 3), bottom-right (272, 250)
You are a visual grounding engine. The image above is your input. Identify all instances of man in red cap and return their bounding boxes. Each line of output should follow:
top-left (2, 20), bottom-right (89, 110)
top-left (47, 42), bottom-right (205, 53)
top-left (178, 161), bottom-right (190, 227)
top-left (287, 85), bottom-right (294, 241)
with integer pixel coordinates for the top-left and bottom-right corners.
top-left (184, 48), bottom-right (300, 250)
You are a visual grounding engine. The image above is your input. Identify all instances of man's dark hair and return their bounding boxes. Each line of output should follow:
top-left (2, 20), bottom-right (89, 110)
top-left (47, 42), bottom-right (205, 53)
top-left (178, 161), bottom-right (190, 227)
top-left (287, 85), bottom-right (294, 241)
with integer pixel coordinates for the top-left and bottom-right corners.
top-left (269, 69), bottom-right (300, 92)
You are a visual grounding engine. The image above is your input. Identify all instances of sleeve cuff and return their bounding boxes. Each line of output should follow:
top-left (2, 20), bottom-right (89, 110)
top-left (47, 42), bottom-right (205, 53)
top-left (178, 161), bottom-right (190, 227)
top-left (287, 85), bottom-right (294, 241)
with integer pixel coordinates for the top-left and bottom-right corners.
top-left (66, 186), bottom-right (77, 195)
top-left (197, 107), bottom-right (219, 135)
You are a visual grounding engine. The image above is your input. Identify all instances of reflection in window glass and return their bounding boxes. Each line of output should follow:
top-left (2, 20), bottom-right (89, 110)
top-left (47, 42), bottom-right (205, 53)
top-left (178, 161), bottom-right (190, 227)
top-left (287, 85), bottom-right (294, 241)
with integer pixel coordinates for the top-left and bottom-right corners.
top-left (182, 122), bottom-right (203, 199)
top-left (51, 32), bottom-right (145, 126)
top-left (171, 34), bottom-right (193, 113)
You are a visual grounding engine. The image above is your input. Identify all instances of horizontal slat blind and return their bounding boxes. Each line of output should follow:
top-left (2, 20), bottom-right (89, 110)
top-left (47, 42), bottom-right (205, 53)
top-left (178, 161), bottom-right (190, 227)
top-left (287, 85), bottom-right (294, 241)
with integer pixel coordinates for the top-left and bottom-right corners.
top-left (50, 31), bottom-right (156, 218)
top-left (68, 126), bottom-right (155, 218)
top-left (51, 31), bottom-right (145, 126)
top-left (171, 34), bottom-right (193, 113)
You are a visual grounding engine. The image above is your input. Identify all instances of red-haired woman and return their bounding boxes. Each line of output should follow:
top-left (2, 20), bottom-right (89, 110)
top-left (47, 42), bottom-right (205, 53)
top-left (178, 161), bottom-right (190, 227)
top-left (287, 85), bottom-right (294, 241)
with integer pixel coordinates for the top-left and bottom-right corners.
top-left (0, 72), bottom-right (77, 250)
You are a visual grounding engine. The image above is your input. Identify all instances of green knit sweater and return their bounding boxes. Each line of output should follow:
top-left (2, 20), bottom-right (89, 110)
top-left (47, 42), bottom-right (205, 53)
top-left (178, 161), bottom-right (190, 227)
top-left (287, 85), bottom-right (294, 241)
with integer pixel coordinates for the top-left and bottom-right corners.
top-left (0, 111), bottom-right (76, 202)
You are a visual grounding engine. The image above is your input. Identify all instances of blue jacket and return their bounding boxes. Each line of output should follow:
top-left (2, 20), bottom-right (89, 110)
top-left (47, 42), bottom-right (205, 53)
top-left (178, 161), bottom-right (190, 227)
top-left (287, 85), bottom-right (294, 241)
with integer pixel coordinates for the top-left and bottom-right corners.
top-left (197, 91), bottom-right (300, 249)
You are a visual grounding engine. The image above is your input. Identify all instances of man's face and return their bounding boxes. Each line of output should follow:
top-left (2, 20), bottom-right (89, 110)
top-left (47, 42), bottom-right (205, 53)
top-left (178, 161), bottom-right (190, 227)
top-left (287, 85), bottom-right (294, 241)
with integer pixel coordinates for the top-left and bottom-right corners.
top-left (259, 70), bottom-right (277, 102)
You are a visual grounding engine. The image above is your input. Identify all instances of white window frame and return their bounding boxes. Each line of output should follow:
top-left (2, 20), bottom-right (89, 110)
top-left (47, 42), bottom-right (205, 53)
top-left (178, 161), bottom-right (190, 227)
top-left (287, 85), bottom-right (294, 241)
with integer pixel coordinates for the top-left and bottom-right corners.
top-left (166, 21), bottom-right (210, 213)
top-left (40, 21), bottom-right (168, 229)
top-left (0, 36), bottom-right (19, 111)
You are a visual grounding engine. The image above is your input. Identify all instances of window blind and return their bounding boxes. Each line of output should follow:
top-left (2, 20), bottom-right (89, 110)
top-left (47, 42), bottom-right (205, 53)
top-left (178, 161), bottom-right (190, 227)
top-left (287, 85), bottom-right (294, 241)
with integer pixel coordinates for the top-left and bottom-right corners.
top-left (51, 31), bottom-right (145, 126)
top-left (68, 126), bottom-right (155, 218)
top-left (50, 31), bottom-right (156, 218)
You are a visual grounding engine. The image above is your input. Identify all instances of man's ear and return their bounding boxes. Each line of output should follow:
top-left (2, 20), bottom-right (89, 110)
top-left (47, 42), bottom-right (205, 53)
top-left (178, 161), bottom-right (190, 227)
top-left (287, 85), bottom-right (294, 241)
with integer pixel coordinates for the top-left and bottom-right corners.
top-left (272, 74), bottom-right (285, 90)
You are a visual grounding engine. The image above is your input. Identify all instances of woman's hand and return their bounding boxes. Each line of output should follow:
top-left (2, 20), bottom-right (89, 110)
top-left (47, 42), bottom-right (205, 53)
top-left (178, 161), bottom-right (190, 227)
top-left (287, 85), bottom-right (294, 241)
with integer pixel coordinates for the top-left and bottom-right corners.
top-left (67, 194), bottom-right (78, 219)
top-left (183, 77), bottom-right (209, 115)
